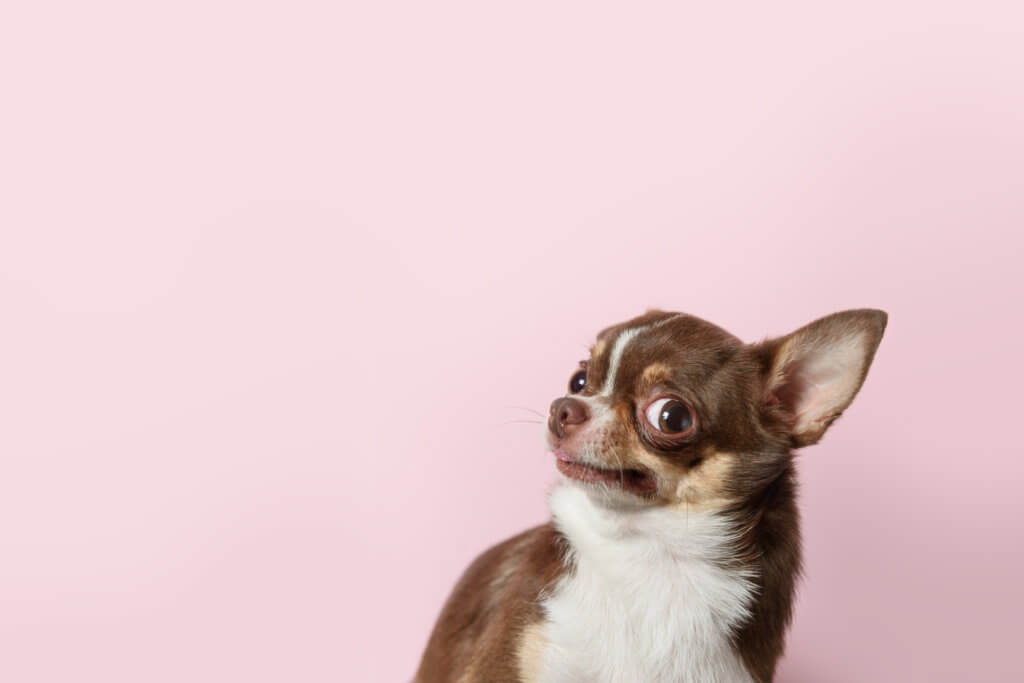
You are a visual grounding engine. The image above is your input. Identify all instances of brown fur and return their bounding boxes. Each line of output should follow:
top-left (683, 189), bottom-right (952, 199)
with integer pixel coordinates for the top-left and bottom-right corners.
top-left (415, 525), bottom-right (570, 683)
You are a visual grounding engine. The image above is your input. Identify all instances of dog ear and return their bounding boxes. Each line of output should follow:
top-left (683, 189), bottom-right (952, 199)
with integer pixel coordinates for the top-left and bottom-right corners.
top-left (761, 309), bottom-right (887, 447)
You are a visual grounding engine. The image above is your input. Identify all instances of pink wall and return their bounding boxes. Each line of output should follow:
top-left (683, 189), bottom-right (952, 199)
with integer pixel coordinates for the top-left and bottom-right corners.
top-left (2, 1), bottom-right (1023, 681)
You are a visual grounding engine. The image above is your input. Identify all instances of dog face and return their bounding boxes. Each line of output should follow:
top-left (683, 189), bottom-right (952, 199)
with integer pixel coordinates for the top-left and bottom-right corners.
top-left (545, 309), bottom-right (887, 509)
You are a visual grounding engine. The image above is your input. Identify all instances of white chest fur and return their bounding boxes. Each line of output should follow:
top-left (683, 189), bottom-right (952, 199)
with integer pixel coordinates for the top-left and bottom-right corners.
top-left (534, 485), bottom-right (757, 683)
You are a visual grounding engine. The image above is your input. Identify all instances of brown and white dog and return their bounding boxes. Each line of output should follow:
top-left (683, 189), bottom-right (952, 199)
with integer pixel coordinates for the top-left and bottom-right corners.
top-left (416, 309), bottom-right (887, 683)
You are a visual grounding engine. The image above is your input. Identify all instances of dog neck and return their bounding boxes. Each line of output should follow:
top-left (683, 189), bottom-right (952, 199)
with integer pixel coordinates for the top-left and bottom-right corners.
top-left (536, 483), bottom-right (758, 682)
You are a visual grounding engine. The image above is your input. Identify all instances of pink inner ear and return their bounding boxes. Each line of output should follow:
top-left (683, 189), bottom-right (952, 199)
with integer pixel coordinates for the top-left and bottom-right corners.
top-left (773, 360), bottom-right (808, 414)
top-left (776, 334), bottom-right (869, 433)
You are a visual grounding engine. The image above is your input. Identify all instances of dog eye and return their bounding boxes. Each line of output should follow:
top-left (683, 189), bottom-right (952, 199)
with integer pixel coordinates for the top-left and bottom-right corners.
top-left (568, 369), bottom-right (587, 394)
top-left (645, 398), bottom-right (695, 435)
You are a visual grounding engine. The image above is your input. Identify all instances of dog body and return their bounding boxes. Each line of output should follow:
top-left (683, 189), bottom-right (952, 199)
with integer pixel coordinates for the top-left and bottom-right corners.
top-left (417, 309), bottom-right (885, 683)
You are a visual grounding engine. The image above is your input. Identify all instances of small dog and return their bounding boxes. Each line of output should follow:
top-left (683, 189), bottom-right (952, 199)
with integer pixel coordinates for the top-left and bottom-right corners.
top-left (416, 309), bottom-right (887, 683)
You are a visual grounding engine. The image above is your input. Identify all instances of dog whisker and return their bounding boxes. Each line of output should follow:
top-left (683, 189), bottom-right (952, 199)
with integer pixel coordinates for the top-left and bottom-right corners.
top-left (505, 405), bottom-right (547, 418)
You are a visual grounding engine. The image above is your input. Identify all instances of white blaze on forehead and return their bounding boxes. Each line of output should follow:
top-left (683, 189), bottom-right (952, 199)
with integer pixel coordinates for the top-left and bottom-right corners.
top-left (595, 314), bottom-right (684, 398)
top-left (599, 326), bottom-right (647, 396)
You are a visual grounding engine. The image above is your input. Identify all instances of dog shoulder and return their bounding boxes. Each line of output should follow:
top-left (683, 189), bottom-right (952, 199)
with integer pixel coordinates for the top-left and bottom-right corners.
top-left (415, 523), bottom-right (569, 683)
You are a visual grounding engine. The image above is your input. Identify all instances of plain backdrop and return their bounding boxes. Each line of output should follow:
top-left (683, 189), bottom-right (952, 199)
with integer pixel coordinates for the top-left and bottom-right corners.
top-left (2, 1), bottom-right (1023, 681)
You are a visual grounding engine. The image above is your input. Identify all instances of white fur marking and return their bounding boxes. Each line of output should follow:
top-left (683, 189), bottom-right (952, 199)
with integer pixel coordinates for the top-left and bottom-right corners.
top-left (598, 315), bottom-right (685, 398)
top-left (599, 327), bottom-right (645, 396)
top-left (535, 485), bottom-right (757, 683)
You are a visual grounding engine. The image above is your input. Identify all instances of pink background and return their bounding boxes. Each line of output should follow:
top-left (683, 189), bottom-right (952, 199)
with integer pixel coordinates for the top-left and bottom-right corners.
top-left (2, 1), bottom-right (1023, 681)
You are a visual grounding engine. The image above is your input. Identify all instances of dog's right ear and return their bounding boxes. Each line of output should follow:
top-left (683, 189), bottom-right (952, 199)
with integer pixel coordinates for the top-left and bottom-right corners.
top-left (758, 309), bottom-right (887, 448)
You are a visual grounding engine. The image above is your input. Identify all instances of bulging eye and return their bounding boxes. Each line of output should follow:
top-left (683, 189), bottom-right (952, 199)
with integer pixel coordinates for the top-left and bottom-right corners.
top-left (568, 369), bottom-right (587, 394)
top-left (644, 397), bottom-right (695, 435)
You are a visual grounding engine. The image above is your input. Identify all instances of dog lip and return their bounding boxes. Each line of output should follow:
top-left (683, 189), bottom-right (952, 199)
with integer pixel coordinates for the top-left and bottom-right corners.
top-left (552, 449), bottom-right (658, 495)
top-left (554, 447), bottom-right (575, 463)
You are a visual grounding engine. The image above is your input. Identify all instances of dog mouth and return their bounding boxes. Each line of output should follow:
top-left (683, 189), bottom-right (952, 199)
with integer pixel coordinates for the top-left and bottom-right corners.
top-left (554, 449), bottom-right (657, 496)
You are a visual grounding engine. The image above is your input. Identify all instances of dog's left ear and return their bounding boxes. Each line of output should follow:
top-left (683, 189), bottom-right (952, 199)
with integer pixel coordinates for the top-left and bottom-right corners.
top-left (760, 309), bottom-right (888, 447)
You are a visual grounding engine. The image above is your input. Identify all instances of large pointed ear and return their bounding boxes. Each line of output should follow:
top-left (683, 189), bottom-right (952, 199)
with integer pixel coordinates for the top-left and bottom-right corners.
top-left (762, 309), bottom-right (887, 447)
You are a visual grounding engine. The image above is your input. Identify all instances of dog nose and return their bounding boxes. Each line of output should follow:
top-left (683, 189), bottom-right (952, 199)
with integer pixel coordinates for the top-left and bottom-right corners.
top-left (549, 397), bottom-right (589, 438)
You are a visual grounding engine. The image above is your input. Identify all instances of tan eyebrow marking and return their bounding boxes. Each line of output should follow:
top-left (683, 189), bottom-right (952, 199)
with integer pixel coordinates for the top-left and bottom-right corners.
top-left (640, 363), bottom-right (673, 387)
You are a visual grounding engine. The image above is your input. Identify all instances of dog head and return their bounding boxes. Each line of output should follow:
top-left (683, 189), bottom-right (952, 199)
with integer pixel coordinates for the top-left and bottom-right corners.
top-left (545, 309), bottom-right (887, 509)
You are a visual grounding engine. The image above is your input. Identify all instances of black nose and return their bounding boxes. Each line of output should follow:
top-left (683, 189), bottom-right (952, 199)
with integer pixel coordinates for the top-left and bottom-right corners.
top-left (548, 397), bottom-right (589, 438)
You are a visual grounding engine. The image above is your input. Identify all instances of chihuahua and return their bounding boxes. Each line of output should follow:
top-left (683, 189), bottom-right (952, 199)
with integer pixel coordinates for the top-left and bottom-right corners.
top-left (416, 309), bottom-right (887, 683)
